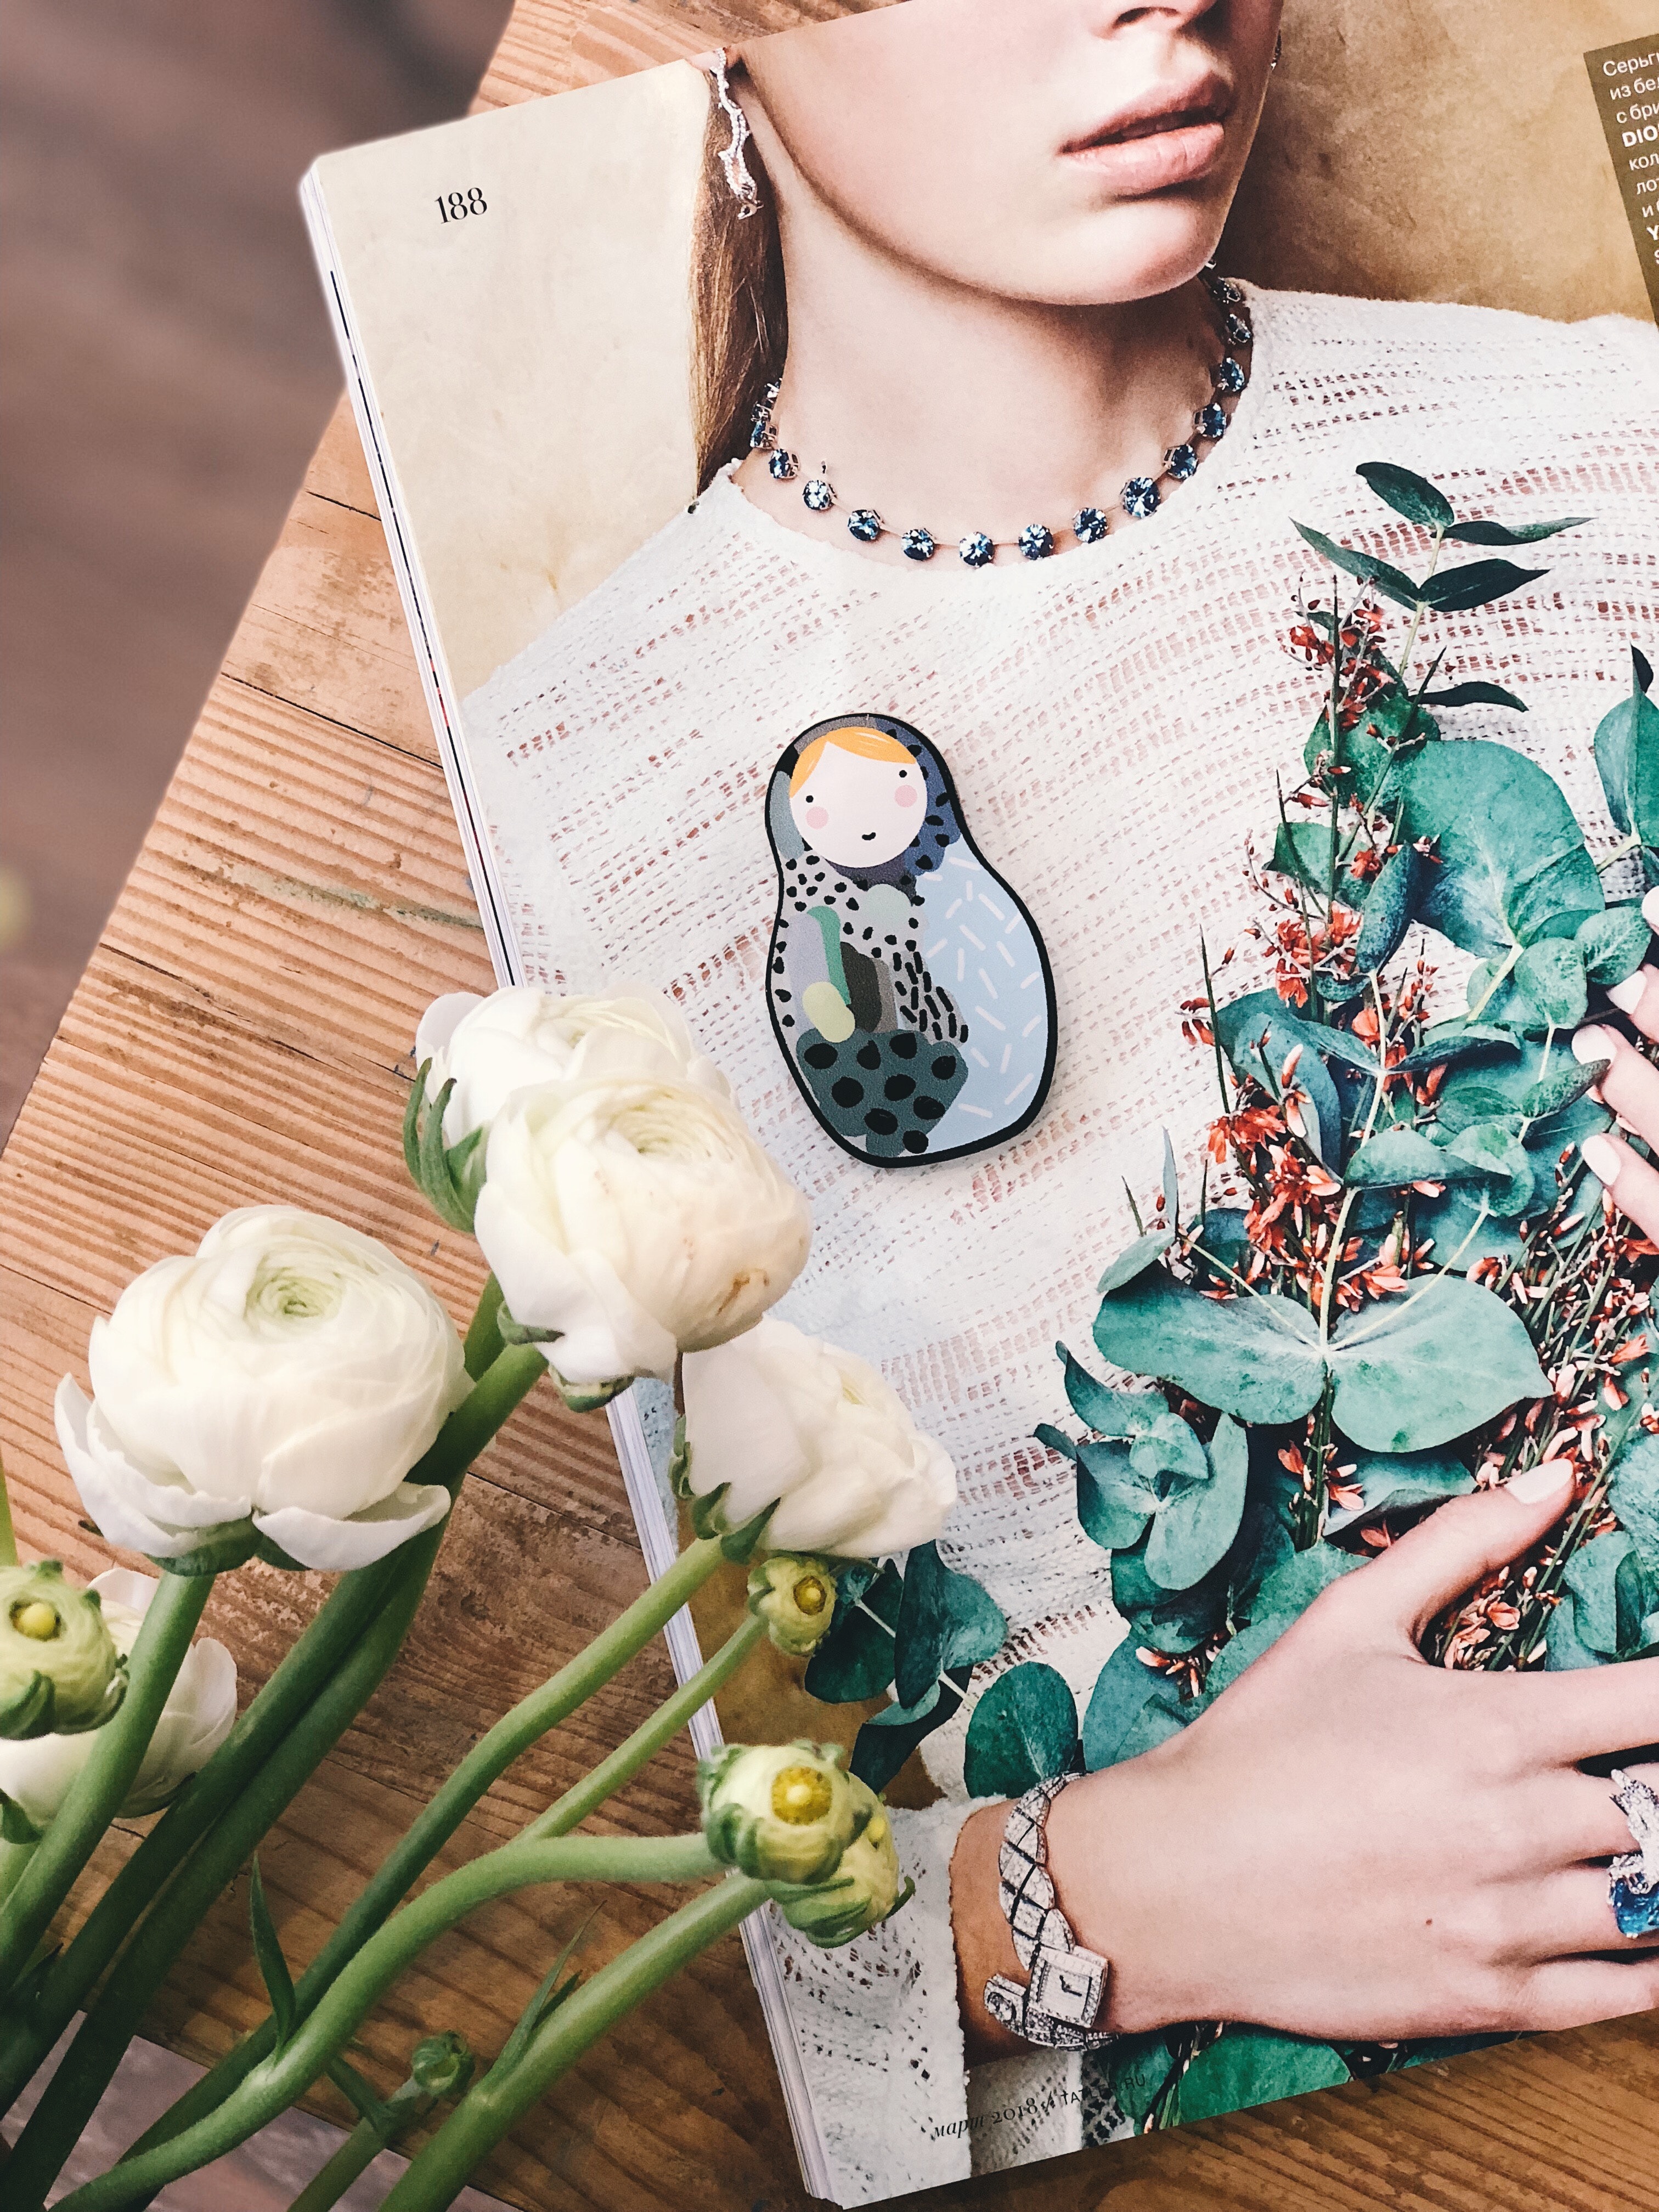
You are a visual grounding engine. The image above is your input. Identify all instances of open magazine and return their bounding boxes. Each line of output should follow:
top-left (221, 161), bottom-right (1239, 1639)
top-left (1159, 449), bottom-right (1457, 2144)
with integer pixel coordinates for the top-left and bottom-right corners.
top-left (302, 5), bottom-right (1659, 2200)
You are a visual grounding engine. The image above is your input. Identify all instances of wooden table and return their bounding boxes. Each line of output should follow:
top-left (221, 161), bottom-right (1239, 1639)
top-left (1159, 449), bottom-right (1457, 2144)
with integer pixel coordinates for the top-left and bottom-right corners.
top-left (3, 3), bottom-right (1655, 2206)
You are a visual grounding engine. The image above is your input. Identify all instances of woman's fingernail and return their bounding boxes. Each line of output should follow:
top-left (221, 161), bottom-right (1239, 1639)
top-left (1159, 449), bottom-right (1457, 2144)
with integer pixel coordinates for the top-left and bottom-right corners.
top-left (1508, 1458), bottom-right (1573, 1502)
top-left (1606, 970), bottom-right (1649, 1015)
top-left (1573, 1024), bottom-right (1618, 1064)
top-left (1581, 1131), bottom-right (1623, 1185)
top-left (1642, 887), bottom-right (1659, 932)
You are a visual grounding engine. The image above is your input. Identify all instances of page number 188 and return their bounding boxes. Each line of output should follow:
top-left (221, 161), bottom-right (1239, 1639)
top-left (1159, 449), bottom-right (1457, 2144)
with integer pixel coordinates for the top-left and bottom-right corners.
top-left (436, 188), bottom-right (488, 223)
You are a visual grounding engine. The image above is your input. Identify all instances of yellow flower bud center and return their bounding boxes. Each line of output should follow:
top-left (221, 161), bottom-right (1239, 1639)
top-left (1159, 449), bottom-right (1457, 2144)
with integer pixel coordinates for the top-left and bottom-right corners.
top-left (792, 1574), bottom-right (829, 1617)
top-left (11, 1598), bottom-right (61, 1642)
top-left (771, 1765), bottom-right (833, 1825)
top-left (865, 1810), bottom-right (889, 1847)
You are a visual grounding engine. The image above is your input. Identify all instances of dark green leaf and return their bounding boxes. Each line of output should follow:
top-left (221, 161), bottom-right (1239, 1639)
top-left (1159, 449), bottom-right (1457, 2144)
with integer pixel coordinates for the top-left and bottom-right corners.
top-left (1075, 1442), bottom-right (1157, 1552)
top-left (1094, 1272), bottom-right (1325, 1427)
top-left (1520, 1059), bottom-right (1608, 1121)
top-left (1609, 1430), bottom-right (1659, 1573)
top-left (1146, 1416), bottom-right (1250, 1590)
top-left (1437, 1034), bottom-right (1611, 1153)
top-left (1253, 1543), bottom-right (1367, 1622)
top-left (1111, 1535), bottom-right (1231, 1656)
top-left (962, 1663), bottom-right (1079, 1797)
top-left (1271, 818), bottom-right (1336, 890)
top-left (1409, 1181), bottom-right (1526, 1275)
top-left (1128, 1411), bottom-right (1210, 1495)
top-left (1160, 1128), bottom-right (1180, 1225)
top-left (1294, 523), bottom-right (1421, 610)
top-left (1418, 681), bottom-right (1528, 712)
top-left (1356, 461), bottom-right (1454, 530)
top-left (1096, 1228), bottom-right (1175, 1296)
top-left (1393, 1022), bottom-right (1519, 1077)
top-left (1398, 738), bottom-right (1602, 958)
top-left (892, 1542), bottom-right (1006, 1708)
top-left (1204, 1610), bottom-right (1299, 1694)
top-left (1175, 2027), bottom-right (1350, 2121)
top-left (1324, 1448), bottom-right (1473, 1533)
top-left (1417, 560), bottom-right (1549, 613)
top-left (1592, 657), bottom-right (1659, 854)
top-left (1559, 1532), bottom-right (1640, 1657)
top-left (1344, 1125), bottom-right (1485, 1189)
top-left (849, 1669), bottom-right (968, 1794)
top-left (804, 1562), bottom-right (901, 1703)
top-left (1444, 1121), bottom-right (1534, 1217)
top-left (1514, 939), bottom-right (1587, 1029)
top-left (1351, 841), bottom-right (1417, 975)
top-left (1327, 1274), bottom-right (1547, 1449)
top-left (1229, 1497), bottom-right (1296, 1614)
top-left (249, 1859), bottom-right (297, 2049)
top-left (1443, 515), bottom-right (1589, 545)
top-left (1082, 1639), bottom-right (1190, 1770)
top-left (1213, 990), bottom-right (1345, 1159)
top-left (1544, 1588), bottom-right (1607, 1672)
top-left (1578, 905), bottom-right (1652, 989)
top-left (1059, 1345), bottom-right (1161, 1437)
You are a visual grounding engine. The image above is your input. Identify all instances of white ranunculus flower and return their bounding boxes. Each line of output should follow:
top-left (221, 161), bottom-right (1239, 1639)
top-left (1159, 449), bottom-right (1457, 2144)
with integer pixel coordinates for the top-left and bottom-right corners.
top-left (0, 1570), bottom-right (236, 1830)
top-left (473, 1078), bottom-right (811, 1388)
top-left (679, 1317), bottom-right (957, 1558)
top-left (416, 985), bottom-right (730, 1146)
top-left (55, 1207), bottom-right (471, 1573)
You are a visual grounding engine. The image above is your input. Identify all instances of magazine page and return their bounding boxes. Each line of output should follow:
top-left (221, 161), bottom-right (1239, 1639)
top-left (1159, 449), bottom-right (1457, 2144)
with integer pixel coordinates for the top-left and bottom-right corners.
top-left (307, 2), bottom-right (1659, 2202)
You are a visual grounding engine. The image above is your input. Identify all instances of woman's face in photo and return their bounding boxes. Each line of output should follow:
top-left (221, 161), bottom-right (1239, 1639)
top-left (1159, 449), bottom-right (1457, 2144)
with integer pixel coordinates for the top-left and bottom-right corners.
top-left (741, 0), bottom-right (1281, 306)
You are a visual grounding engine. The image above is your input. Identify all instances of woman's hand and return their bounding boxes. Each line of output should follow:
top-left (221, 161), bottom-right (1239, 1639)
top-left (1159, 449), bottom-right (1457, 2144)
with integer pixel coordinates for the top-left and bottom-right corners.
top-left (952, 1463), bottom-right (1659, 2061)
top-left (1573, 888), bottom-right (1659, 1234)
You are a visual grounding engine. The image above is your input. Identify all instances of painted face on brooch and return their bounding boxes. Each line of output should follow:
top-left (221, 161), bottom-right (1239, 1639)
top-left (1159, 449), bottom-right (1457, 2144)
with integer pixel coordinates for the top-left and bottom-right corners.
top-left (764, 715), bottom-right (1057, 1167)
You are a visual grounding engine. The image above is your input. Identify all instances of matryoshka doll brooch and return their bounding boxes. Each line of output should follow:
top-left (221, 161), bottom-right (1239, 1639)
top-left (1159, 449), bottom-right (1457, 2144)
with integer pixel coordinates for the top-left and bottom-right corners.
top-left (763, 713), bottom-right (1056, 1165)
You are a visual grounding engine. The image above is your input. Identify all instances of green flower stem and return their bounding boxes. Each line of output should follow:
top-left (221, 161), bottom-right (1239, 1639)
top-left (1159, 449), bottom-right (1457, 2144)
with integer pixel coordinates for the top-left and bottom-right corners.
top-left (116, 1532), bottom-right (731, 2176)
top-left (0, 1569), bottom-right (211, 1993)
top-left (0, 1538), bottom-right (442, 2212)
top-left (0, 1446), bottom-right (18, 1567)
top-left (286, 2114), bottom-right (399, 2212)
top-left (376, 1874), bottom-right (770, 2212)
top-left (462, 1273), bottom-right (506, 1381)
top-left (523, 1611), bottom-right (766, 1843)
top-left (0, 1835), bottom-right (40, 1912)
top-left (0, 1338), bottom-right (546, 2115)
top-left (56, 1836), bottom-right (723, 2212)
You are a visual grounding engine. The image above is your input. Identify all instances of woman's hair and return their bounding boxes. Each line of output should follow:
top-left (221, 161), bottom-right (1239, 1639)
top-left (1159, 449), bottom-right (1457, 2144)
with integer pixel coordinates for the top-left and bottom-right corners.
top-left (789, 726), bottom-right (916, 794)
top-left (691, 73), bottom-right (788, 493)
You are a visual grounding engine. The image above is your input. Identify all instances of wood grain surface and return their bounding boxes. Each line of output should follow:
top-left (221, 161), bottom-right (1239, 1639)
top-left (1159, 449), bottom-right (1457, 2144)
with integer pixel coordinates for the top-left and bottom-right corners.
top-left (2, 3), bottom-right (1654, 2207)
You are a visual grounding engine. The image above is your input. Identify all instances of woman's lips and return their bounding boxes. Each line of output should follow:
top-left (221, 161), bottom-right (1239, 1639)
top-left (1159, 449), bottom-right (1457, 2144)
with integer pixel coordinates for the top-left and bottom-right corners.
top-left (1063, 115), bottom-right (1228, 194)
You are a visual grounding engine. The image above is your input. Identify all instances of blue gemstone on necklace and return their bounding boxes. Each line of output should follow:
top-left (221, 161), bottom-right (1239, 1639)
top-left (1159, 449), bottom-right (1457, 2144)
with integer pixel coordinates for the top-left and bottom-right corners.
top-left (901, 527), bottom-right (938, 562)
top-left (1203, 270), bottom-right (1242, 306)
top-left (958, 530), bottom-right (995, 567)
top-left (848, 507), bottom-right (883, 544)
top-left (1121, 477), bottom-right (1160, 521)
top-left (1165, 442), bottom-right (1200, 481)
top-left (1195, 401), bottom-right (1229, 442)
top-left (1212, 356), bottom-right (1246, 396)
top-left (769, 449), bottom-right (798, 481)
top-left (1224, 312), bottom-right (1252, 349)
top-left (803, 478), bottom-right (836, 513)
top-left (749, 416), bottom-right (775, 452)
top-left (1018, 522), bottom-right (1055, 561)
top-left (1073, 507), bottom-right (1108, 544)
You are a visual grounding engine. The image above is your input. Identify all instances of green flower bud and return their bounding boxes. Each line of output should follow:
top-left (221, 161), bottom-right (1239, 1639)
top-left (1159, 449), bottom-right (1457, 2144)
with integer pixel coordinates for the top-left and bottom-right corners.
top-left (776, 1775), bottom-right (915, 1949)
top-left (409, 2030), bottom-right (475, 2101)
top-left (697, 1739), bottom-right (868, 1885)
top-left (1, 1561), bottom-right (125, 1740)
top-left (747, 1554), bottom-right (838, 1656)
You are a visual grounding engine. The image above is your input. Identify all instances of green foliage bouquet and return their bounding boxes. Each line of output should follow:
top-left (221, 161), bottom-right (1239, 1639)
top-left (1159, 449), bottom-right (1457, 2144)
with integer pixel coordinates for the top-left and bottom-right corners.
top-left (969, 465), bottom-right (1659, 2126)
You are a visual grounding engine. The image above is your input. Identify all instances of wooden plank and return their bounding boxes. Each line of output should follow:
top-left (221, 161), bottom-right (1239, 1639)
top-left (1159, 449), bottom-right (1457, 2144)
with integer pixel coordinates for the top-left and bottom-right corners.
top-left (3, 0), bottom-right (1655, 2205)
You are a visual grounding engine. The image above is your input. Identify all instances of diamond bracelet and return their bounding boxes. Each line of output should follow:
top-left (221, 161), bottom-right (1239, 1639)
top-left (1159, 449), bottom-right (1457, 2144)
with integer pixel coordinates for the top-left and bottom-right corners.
top-left (982, 1774), bottom-right (1115, 2051)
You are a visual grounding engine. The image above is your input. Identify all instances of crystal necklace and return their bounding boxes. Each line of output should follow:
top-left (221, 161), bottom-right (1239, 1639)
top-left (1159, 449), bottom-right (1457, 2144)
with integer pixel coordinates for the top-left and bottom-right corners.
top-left (746, 269), bottom-right (1251, 569)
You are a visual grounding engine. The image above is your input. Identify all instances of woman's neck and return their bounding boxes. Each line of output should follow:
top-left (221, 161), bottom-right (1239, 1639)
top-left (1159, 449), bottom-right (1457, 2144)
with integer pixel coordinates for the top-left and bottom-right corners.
top-left (735, 216), bottom-right (1221, 559)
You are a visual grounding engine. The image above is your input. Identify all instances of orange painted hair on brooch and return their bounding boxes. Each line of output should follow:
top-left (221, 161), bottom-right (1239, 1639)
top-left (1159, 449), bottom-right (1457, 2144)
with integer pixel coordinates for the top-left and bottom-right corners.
top-left (789, 725), bottom-right (917, 795)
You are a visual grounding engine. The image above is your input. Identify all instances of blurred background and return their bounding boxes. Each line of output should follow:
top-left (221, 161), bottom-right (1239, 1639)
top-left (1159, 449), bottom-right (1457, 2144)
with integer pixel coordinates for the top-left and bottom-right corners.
top-left (0, 0), bottom-right (513, 1139)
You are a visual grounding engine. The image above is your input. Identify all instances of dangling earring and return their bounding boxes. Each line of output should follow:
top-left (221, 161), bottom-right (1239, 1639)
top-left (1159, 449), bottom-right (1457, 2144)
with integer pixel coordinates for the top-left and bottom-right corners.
top-left (705, 50), bottom-right (760, 221)
top-left (1271, 31), bottom-right (1283, 69)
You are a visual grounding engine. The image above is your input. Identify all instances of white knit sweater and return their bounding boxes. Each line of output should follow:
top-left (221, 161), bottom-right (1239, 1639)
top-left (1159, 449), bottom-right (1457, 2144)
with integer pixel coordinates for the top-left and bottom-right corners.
top-left (464, 286), bottom-right (1659, 2202)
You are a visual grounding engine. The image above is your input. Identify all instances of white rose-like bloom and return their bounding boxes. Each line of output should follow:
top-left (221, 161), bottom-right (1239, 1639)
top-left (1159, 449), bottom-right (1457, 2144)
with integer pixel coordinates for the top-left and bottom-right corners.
top-left (55, 1207), bottom-right (470, 1573)
top-left (0, 1570), bottom-right (236, 1830)
top-left (474, 1077), bottom-right (811, 1387)
top-left (679, 1317), bottom-right (957, 1558)
top-left (416, 985), bottom-right (729, 1146)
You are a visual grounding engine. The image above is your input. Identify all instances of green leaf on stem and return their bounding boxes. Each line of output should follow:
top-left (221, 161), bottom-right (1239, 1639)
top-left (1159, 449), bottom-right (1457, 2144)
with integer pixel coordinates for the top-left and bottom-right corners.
top-left (1094, 1274), bottom-right (1325, 1427)
top-left (1393, 1022), bottom-right (1517, 1079)
top-left (1577, 905), bottom-right (1651, 989)
top-left (962, 1663), bottom-right (1079, 1797)
top-left (1081, 1639), bottom-right (1192, 1770)
top-left (804, 1561), bottom-right (901, 1703)
top-left (1514, 939), bottom-right (1588, 1029)
top-left (1073, 1440), bottom-right (1159, 1553)
top-left (1213, 990), bottom-right (1345, 1158)
top-left (1520, 1059), bottom-right (1608, 1121)
top-left (1355, 461), bottom-right (1454, 531)
top-left (1324, 1448), bottom-right (1473, 1533)
top-left (1593, 653), bottom-right (1659, 872)
top-left (1325, 1276), bottom-right (1547, 1450)
top-left (248, 1858), bottom-right (296, 2050)
top-left (1058, 1345), bottom-right (1161, 1437)
top-left (850, 1668), bottom-right (969, 1794)
top-left (1609, 1431), bottom-right (1659, 1575)
top-left (1096, 1229), bottom-right (1175, 1296)
top-left (1174, 2025), bottom-right (1350, 2120)
top-left (1146, 1416), bottom-right (1250, 1591)
top-left (1351, 842), bottom-right (1418, 975)
top-left (1443, 515), bottom-right (1588, 546)
top-left (1111, 1534), bottom-right (1231, 1656)
top-left (891, 1542), bottom-right (1006, 1709)
top-left (1558, 1532), bottom-right (1652, 1657)
top-left (1443, 1122), bottom-right (1534, 1217)
top-left (1344, 1125), bottom-right (1485, 1188)
top-left (1418, 681), bottom-right (1528, 712)
top-left (1293, 523), bottom-right (1421, 610)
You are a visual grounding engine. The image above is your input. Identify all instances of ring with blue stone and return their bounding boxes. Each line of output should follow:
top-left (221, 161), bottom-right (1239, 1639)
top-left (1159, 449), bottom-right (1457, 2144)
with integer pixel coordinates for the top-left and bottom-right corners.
top-left (1610, 1769), bottom-right (1659, 1938)
top-left (958, 529), bottom-right (995, 567)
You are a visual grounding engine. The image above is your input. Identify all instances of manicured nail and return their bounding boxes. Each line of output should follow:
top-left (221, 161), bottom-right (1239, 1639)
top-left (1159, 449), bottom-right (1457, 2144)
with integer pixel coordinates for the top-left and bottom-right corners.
top-left (1572, 1024), bottom-right (1618, 1064)
top-left (1607, 969), bottom-right (1649, 1015)
top-left (1643, 887), bottom-right (1659, 932)
top-left (1508, 1458), bottom-right (1573, 1502)
top-left (1581, 1131), bottom-right (1623, 1186)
